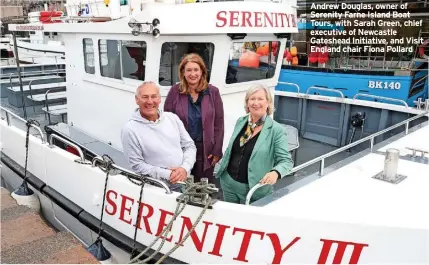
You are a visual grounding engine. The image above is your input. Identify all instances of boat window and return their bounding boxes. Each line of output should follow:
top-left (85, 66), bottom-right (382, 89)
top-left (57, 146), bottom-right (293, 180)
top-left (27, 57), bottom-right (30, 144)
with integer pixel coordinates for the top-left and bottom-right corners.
top-left (99, 39), bottom-right (121, 79)
top-left (121, 41), bottom-right (146, 81)
top-left (159, 42), bottom-right (215, 86)
top-left (226, 41), bottom-right (279, 84)
top-left (98, 39), bottom-right (147, 81)
top-left (83, 38), bottom-right (95, 74)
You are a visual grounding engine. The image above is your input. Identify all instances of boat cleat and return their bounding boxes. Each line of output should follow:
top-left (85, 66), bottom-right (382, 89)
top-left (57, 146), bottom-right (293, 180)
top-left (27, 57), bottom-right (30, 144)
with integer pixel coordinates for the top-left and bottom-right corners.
top-left (372, 148), bottom-right (408, 184)
top-left (176, 177), bottom-right (219, 209)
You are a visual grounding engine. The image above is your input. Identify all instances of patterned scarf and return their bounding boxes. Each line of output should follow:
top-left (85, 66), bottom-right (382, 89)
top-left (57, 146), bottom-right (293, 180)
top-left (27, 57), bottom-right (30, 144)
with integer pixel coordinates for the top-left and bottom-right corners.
top-left (240, 114), bottom-right (266, 147)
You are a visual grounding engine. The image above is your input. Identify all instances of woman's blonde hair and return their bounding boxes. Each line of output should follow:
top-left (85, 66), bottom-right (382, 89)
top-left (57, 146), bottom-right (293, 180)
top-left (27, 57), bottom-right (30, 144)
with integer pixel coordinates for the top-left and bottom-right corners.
top-left (177, 53), bottom-right (208, 94)
top-left (244, 84), bottom-right (275, 115)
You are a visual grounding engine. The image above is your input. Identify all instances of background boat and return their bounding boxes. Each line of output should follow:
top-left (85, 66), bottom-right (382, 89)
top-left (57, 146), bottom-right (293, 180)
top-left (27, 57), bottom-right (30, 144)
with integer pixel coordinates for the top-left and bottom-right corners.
top-left (276, 1), bottom-right (429, 107)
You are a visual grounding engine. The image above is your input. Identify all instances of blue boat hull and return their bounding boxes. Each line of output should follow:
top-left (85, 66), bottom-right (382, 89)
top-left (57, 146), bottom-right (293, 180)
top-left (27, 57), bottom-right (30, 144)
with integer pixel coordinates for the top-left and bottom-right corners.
top-left (276, 65), bottom-right (428, 107)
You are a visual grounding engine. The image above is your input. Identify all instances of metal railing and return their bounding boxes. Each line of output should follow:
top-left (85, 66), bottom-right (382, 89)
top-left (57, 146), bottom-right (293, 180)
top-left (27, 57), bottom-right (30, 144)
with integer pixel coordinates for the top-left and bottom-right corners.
top-left (27, 77), bottom-right (66, 114)
top-left (289, 111), bottom-right (428, 176)
top-left (2, 114), bottom-right (171, 194)
top-left (246, 183), bottom-right (268, 205)
top-left (2, 103), bottom-right (171, 193)
top-left (0, 106), bottom-right (45, 143)
top-left (0, 55), bottom-right (64, 66)
top-left (353, 94), bottom-right (408, 107)
top-left (91, 156), bottom-right (172, 194)
top-left (246, 110), bottom-right (428, 205)
top-left (306, 86), bottom-right (345, 98)
top-left (1, 69), bottom-right (66, 80)
top-left (48, 134), bottom-right (87, 163)
top-left (277, 84), bottom-right (415, 110)
top-left (277, 82), bottom-right (300, 93)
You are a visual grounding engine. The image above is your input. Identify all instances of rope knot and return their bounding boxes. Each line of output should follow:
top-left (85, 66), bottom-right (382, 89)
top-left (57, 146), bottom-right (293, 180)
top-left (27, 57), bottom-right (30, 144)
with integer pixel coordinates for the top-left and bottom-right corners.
top-left (26, 119), bottom-right (40, 128)
top-left (101, 154), bottom-right (114, 170)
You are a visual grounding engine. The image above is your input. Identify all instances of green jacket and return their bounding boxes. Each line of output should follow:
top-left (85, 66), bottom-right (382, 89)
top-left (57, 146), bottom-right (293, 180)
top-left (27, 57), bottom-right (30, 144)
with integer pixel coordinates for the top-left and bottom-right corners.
top-left (216, 114), bottom-right (294, 193)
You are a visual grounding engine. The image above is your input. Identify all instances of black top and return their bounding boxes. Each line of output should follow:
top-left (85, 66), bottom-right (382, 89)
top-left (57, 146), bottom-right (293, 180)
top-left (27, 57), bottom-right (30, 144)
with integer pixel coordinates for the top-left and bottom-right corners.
top-left (187, 93), bottom-right (203, 142)
top-left (227, 123), bottom-right (260, 184)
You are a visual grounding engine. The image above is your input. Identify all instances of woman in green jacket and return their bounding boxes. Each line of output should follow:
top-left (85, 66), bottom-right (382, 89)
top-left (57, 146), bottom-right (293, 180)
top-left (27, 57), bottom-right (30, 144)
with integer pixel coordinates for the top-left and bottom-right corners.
top-left (215, 84), bottom-right (293, 204)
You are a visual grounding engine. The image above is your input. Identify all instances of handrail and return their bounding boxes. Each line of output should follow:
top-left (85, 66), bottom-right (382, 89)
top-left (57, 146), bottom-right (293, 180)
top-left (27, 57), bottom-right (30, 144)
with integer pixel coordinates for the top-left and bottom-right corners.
top-left (17, 77), bottom-right (66, 116)
top-left (48, 134), bottom-right (86, 163)
top-left (277, 82), bottom-right (300, 93)
top-left (353, 93), bottom-right (408, 107)
top-left (26, 77), bottom-right (65, 96)
top-left (0, 58), bottom-right (64, 68)
top-left (9, 73), bottom-right (14, 92)
top-left (91, 156), bottom-right (172, 194)
top-left (7, 75), bottom-right (66, 86)
top-left (44, 89), bottom-right (53, 124)
top-left (245, 183), bottom-right (268, 205)
top-left (1, 69), bottom-right (66, 79)
top-left (306, 86), bottom-right (345, 98)
top-left (289, 111), bottom-right (428, 176)
top-left (0, 106), bottom-right (45, 143)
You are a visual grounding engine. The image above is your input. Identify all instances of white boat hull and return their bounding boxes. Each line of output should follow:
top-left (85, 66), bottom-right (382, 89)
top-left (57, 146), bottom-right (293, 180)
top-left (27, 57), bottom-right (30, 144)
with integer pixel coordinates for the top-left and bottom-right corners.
top-left (0, 159), bottom-right (132, 264)
top-left (1, 118), bottom-right (428, 264)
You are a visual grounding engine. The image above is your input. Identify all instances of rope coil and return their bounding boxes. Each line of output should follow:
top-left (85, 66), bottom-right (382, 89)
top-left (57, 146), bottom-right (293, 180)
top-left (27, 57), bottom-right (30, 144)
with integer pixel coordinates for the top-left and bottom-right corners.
top-left (91, 155), bottom-right (217, 264)
top-left (129, 179), bottom-right (216, 264)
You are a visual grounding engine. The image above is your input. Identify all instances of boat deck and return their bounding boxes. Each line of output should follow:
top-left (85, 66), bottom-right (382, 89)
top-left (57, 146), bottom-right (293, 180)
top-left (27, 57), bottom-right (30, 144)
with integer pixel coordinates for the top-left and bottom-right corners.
top-left (263, 123), bottom-right (429, 229)
top-left (0, 187), bottom-right (99, 264)
top-left (0, 97), bottom-right (66, 135)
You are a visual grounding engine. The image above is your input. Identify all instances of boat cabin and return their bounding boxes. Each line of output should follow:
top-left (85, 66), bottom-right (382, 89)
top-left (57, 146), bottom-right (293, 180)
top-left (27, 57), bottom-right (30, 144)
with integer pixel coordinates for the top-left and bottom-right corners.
top-left (276, 14), bottom-right (429, 106)
top-left (10, 0), bottom-right (298, 151)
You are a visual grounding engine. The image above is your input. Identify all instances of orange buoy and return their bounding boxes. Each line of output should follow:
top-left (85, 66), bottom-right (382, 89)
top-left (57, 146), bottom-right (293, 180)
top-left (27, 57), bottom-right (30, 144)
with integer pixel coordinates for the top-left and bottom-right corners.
top-left (292, 56), bottom-right (299, 65)
top-left (256, 44), bottom-right (269, 56)
top-left (239, 51), bottom-right (260, 68)
top-left (290, 46), bottom-right (297, 57)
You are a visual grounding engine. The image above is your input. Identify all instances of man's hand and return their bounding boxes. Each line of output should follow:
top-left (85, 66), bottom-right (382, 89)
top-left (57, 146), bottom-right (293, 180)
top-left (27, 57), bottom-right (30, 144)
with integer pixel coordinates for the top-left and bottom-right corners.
top-left (169, 167), bottom-right (187, 184)
top-left (207, 154), bottom-right (220, 166)
top-left (259, 171), bottom-right (278, 185)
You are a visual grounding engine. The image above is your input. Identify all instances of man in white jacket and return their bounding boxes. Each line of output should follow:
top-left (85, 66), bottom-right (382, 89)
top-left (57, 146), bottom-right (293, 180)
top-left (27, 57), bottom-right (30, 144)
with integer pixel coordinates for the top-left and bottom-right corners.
top-left (121, 81), bottom-right (196, 190)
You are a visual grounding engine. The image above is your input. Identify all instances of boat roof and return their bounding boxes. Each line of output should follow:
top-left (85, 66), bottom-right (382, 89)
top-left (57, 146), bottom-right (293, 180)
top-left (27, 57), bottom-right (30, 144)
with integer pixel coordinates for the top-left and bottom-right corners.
top-left (8, 0), bottom-right (298, 35)
top-left (263, 120), bottom-right (429, 230)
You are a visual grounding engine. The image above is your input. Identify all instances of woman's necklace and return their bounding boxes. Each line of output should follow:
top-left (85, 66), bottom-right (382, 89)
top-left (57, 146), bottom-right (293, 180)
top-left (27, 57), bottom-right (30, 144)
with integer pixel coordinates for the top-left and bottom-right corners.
top-left (190, 91), bottom-right (198, 103)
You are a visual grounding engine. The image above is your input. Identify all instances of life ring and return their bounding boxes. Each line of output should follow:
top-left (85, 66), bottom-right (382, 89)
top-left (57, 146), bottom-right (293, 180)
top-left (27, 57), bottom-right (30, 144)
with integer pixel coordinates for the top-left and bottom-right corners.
top-left (419, 39), bottom-right (429, 59)
top-left (40, 11), bottom-right (63, 17)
